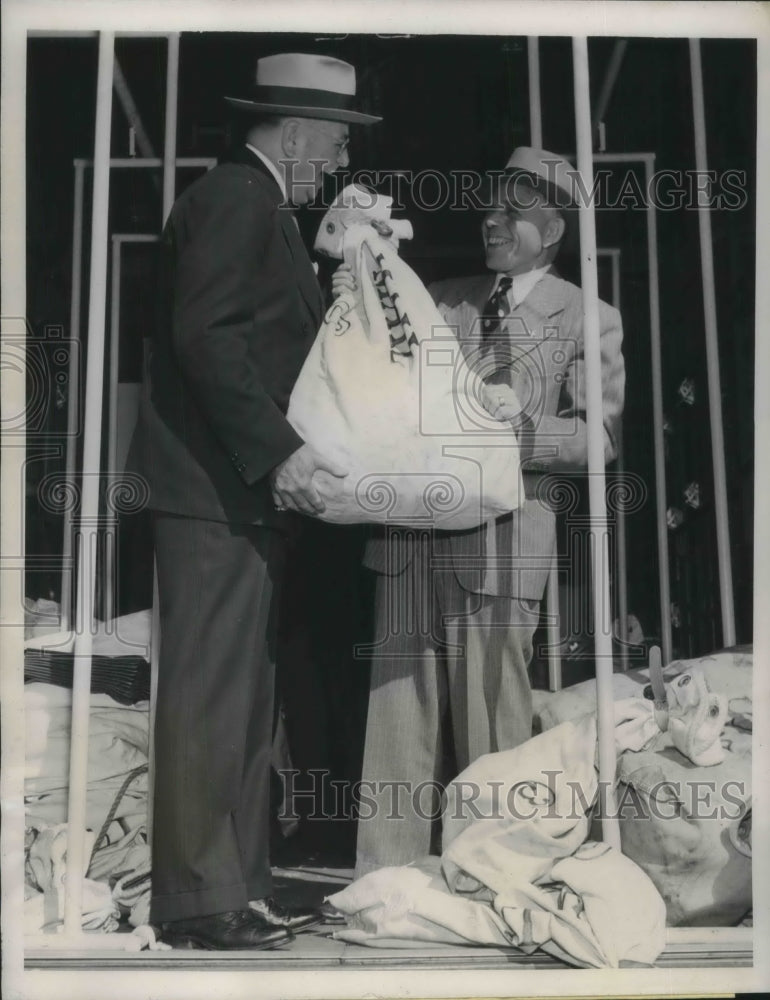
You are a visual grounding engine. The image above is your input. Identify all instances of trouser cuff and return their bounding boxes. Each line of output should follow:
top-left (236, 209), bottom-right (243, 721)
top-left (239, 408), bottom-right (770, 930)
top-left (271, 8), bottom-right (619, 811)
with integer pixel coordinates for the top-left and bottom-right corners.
top-left (150, 881), bottom-right (249, 923)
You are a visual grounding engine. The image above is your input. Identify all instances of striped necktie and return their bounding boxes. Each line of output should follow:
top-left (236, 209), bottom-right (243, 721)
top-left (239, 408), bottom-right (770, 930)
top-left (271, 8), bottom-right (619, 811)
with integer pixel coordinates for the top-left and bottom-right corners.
top-left (481, 275), bottom-right (513, 342)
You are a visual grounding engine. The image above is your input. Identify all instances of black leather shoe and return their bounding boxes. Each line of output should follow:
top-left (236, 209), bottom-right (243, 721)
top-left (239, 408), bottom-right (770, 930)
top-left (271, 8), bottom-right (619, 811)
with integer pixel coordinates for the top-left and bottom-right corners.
top-left (161, 909), bottom-right (294, 950)
top-left (249, 896), bottom-right (322, 932)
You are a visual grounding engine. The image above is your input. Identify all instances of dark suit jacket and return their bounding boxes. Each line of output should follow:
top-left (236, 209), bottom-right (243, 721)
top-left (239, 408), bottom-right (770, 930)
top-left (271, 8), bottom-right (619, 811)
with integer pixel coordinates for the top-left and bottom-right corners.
top-left (128, 147), bottom-right (325, 525)
top-left (364, 270), bottom-right (625, 600)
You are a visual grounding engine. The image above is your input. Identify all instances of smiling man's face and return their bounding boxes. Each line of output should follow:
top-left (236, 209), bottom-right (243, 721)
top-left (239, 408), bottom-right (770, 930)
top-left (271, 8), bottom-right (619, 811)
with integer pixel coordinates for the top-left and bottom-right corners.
top-left (482, 180), bottom-right (562, 275)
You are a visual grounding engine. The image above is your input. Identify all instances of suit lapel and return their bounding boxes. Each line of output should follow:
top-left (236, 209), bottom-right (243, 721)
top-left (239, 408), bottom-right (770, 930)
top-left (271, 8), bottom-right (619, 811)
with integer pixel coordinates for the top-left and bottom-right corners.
top-left (277, 209), bottom-right (325, 326)
top-left (511, 271), bottom-right (569, 329)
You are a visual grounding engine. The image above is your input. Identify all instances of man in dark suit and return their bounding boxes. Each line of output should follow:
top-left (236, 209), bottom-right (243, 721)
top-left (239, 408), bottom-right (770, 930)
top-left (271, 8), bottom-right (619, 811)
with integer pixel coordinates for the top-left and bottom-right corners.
top-left (354, 148), bottom-right (625, 876)
top-left (128, 52), bottom-right (380, 949)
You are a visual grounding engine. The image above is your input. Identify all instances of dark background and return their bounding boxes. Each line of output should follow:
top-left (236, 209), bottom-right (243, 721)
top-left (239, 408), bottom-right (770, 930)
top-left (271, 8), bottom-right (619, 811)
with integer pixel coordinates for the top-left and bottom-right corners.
top-left (25, 33), bottom-right (756, 670)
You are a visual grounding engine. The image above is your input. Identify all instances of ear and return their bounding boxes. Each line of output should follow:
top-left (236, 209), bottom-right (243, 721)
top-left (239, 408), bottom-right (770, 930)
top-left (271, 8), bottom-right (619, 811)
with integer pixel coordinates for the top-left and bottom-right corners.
top-left (281, 119), bottom-right (301, 155)
top-left (542, 214), bottom-right (566, 249)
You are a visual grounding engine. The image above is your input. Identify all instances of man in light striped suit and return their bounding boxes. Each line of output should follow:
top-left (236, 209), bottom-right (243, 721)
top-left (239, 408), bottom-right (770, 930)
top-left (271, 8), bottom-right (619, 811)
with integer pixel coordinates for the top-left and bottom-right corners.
top-left (355, 147), bottom-right (625, 876)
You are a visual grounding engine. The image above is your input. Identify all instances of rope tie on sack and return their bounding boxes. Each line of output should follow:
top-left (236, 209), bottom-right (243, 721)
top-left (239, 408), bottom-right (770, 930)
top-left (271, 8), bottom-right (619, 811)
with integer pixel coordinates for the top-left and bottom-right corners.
top-left (88, 763), bottom-right (149, 873)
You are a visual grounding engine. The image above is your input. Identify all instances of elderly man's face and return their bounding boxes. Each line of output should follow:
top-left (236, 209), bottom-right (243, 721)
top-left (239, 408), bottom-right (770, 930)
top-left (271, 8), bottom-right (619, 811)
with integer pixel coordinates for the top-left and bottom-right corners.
top-left (285, 118), bottom-right (350, 205)
top-left (482, 180), bottom-right (560, 275)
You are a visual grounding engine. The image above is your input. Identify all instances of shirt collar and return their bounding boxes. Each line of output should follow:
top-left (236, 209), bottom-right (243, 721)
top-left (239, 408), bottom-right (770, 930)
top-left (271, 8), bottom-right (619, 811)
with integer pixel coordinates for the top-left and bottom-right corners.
top-left (245, 143), bottom-right (287, 201)
top-left (494, 265), bottom-right (550, 307)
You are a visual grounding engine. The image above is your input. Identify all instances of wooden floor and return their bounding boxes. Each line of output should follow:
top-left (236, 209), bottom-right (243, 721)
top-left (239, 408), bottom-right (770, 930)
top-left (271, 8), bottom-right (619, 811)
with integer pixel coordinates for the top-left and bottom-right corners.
top-left (24, 860), bottom-right (753, 970)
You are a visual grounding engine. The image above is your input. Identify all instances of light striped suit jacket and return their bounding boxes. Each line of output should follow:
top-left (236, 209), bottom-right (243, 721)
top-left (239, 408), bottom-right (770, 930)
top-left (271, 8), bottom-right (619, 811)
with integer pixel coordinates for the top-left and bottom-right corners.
top-left (364, 269), bottom-right (625, 600)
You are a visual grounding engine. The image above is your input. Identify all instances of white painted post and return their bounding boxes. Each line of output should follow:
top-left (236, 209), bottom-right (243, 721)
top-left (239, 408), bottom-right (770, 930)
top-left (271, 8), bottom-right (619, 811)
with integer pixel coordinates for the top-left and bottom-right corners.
top-left (607, 249), bottom-right (629, 668)
top-left (593, 153), bottom-right (672, 663)
top-left (1, 9), bottom-right (29, 975)
top-left (527, 37), bottom-right (543, 149)
top-left (689, 39), bottom-right (737, 647)
top-left (61, 161), bottom-right (86, 631)
top-left (591, 39), bottom-right (628, 140)
top-left (163, 33), bottom-right (180, 223)
top-left (546, 542), bottom-right (562, 691)
top-left (147, 32), bottom-right (181, 841)
top-left (572, 37), bottom-right (620, 850)
top-left (63, 30), bottom-right (115, 936)
top-left (643, 155), bottom-right (673, 662)
top-left (528, 33), bottom-right (564, 693)
top-left (103, 236), bottom-right (122, 622)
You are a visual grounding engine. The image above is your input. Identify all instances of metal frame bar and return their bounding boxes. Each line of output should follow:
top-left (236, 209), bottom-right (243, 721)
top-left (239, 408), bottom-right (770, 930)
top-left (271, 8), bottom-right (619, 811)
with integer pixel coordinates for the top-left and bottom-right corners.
top-left (592, 39), bottom-right (628, 140)
top-left (60, 155), bottom-right (216, 630)
top-left (63, 29), bottom-right (115, 936)
top-left (60, 161), bottom-right (85, 631)
top-left (527, 36), bottom-right (543, 149)
top-left (163, 34), bottom-right (180, 222)
top-left (113, 55), bottom-right (156, 158)
top-left (102, 234), bottom-right (159, 622)
top-left (573, 36), bottom-right (620, 850)
top-left (546, 247), bottom-right (622, 692)
top-left (55, 50), bottom-right (215, 938)
top-left (526, 34), bottom-right (566, 696)
top-left (689, 39), bottom-right (737, 647)
top-left (593, 151), bottom-right (672, 663)
top-left (148, 32), bottom-right (182, 842)
top-left (603, 248), bottom-right (631, 668)
top-left (73, 156), bottom-right (215, 168)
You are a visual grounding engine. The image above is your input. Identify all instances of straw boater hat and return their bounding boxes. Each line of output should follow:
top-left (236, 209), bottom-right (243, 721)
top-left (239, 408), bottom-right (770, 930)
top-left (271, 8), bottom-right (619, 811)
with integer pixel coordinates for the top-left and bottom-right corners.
top-left (225, 53), bottom-right (381, 125)
top-left (499, 146), bottom-right (579, 246)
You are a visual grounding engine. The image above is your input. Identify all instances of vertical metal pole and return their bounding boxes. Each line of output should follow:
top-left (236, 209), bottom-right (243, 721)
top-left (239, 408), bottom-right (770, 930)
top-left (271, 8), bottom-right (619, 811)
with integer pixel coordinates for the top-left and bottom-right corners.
top-left (572, 37), bottom-right (620, 850)
top-left (689, 39), bottom-right (737, 647)
top-left (529, 33), bottom-right (561, 692)
top-left (163, 33), bottom-right (180, 223)
top-left (752, 28), bottom-right (770, 965)
top-left (148, 31), bottom-right (180, 840)
top-left (527, 37), bottom-right (543, 149)
top-left (113, 56), bottom-right (156, 159)
top-left (147, 560), bottom-right (160, 841)
top-left (591, 39), bottom-right (628, 140)
top-left (63, 31), bottom-right (115, 936)
top-left (1, 11), bottom-right (28, 979)
top-left (546, 543), bottom-right (562, 691)
top-left (61, 162), bottom-right (86, 632)
top-left (644, 155), bottom-right (673, 663)
top-left (609, 248), bottom-right (621, 314)
top-left (608, 250), bottom-right (629, 668)
top-left (103, 236), bottom-right (121, 621)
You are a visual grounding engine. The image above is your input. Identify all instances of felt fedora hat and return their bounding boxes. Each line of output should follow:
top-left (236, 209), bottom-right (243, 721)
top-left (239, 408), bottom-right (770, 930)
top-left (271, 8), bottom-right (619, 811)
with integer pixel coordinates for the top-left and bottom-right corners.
top-left (225, 53), bottom-right (381, 125)
top-left (498, 146), bottom-right (580, 248)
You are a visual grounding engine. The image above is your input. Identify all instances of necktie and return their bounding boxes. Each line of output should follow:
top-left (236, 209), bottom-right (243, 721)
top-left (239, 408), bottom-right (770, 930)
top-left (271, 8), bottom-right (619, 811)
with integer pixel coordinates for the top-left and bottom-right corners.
top-left (481, 276), bottom-right (513, 342)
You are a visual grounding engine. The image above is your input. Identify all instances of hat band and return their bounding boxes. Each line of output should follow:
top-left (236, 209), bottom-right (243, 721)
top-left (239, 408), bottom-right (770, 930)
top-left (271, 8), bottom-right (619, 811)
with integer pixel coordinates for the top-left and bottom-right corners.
top-left (502, 167), bottom-right (576, 208)
top-left (252, 83), bottom-right (354, 111)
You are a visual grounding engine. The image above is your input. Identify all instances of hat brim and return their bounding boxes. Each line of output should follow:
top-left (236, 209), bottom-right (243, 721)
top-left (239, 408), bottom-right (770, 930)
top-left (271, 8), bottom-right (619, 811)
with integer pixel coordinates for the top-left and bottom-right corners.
top-left (224, 96), bottom-right (381, 125)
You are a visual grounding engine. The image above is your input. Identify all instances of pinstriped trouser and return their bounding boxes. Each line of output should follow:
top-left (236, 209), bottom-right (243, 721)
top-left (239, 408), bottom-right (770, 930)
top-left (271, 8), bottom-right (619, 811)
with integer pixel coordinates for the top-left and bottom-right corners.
top-left (150, 513), bottom-right (285, 922)
top-left (355, 533), bottom-right (539, 878)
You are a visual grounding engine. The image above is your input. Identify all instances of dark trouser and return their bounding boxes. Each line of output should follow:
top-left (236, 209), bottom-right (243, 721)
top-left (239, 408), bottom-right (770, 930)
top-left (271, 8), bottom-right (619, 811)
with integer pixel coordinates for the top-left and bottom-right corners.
top-left (149, 513), bottom-right (285, 923)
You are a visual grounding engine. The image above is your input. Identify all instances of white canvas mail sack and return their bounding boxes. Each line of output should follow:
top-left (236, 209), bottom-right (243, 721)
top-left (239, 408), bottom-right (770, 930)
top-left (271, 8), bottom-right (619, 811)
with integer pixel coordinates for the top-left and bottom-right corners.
top-left (533, 650), bottom-right (753, 927)
top-left (287, 200), bottom-right (523, 529)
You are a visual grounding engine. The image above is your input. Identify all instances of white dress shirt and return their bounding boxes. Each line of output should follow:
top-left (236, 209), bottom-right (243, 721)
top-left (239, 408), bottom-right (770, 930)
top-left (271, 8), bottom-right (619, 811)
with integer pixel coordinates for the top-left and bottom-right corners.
top-left (492, 265), bottom-right (550, 310)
